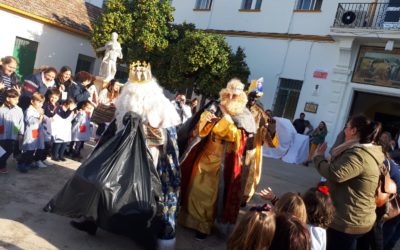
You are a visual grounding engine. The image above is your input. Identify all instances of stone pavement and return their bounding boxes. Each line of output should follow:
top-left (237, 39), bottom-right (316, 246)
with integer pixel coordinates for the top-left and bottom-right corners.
top-left (0, 143), bottom-right (320, 250)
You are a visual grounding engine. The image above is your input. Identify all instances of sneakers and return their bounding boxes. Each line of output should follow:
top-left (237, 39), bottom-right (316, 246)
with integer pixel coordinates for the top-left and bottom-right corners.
top-left (42, 159), bottom-right (53, 166)
top-left (36, 161), bottom-right (48, 168)
top-left (0, 168), bottom-right (8, 174)
top-left (51, 157), bottom-right (60, 162)
top-left (17, 163), bottom-right (28, 173)
top-left (59, 158), bottom-right (67, 162)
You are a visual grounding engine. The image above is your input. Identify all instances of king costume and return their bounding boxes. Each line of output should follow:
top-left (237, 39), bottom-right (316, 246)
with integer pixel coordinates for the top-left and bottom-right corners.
top-left (242, 78), bottom-right (278, 204)
top-left (44, 62), bottom-right (181, 250)
top-left (178, 79), bottom-right (256, 237)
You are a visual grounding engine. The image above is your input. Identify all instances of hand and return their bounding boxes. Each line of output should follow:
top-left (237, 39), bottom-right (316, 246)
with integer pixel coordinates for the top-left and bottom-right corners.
top-left (206, 113), bottom-right (218, 123)
top-left (12, 85), bottom-right (21, 94)
top-left (69, 103), bottom-right (77, 111)
top-left (259, 187), bottom-right (276, 201)
top-left (59, 84), bottom-right (65, 92)
top-left (0, 82), bottom-right (4, 90)
top-left (314, 142), bottom-right (327, 157)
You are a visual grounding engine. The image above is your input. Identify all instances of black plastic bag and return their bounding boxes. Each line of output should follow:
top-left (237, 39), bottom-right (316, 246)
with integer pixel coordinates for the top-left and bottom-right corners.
top-left (45, 112), bottom-right (162, 238)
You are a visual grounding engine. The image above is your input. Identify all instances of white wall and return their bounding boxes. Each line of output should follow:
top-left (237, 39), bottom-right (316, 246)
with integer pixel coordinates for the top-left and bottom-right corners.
top-left (0, 9), bottom-right (101, 75)
top-left (172, 0), bottom-right (370, 35)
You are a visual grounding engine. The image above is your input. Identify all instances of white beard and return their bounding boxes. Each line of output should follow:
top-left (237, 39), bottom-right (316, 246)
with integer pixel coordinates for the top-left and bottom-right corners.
top-left (114, 79), bottom-right (181, 130)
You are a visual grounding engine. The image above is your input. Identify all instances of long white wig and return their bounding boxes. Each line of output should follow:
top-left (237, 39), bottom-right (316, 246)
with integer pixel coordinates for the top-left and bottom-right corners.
top-left (114, 78), bottom-right (181, 130)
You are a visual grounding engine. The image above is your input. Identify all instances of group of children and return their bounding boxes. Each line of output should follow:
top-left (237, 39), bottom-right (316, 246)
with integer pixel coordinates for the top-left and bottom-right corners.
top-left (0, 88), bottom-right (93, 174)
top-left (227, 185), bottom-right (334, 250)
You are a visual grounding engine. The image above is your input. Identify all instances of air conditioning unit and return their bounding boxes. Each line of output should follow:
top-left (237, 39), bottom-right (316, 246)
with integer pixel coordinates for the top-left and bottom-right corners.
top-left (340, 10), bottom-right (369, 27)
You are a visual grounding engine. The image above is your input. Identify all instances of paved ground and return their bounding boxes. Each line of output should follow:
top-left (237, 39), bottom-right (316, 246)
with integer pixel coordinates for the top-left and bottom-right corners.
top-left (0, 143), bottom-right (321, 250)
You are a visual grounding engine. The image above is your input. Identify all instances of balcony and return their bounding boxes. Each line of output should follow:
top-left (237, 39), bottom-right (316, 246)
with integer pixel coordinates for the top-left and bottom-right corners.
top-left (332, 2), bottom-right (400, 30)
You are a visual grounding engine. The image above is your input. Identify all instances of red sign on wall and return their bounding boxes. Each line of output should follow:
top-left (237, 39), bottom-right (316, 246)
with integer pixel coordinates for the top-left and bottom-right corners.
top-left (313, 70), bottom-right (328, 79)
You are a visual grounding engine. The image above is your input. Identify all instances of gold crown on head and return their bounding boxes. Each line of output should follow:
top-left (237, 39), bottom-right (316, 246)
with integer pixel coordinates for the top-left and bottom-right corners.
top-left (129, 61), bottom-right (152, 83)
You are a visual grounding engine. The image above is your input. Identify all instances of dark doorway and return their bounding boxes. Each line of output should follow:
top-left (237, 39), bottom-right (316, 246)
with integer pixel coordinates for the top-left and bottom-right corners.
top-left (349, 91), bottom-right (400, 137)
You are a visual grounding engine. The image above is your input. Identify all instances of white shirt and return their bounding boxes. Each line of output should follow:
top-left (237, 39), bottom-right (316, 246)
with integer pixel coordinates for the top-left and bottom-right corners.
top-left (308, 225), bottom-right (326, 250)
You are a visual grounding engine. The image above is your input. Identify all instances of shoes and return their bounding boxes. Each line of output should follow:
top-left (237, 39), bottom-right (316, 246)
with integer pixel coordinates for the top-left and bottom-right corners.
top-left (240, 201), bottom-right (247, 208)
top-left (42, 159), bottom-right (53, 166)
top-left (70, 220), bottom-right (97, 236)
top-left (51, 157), bottom-right (60, 162)
top-left (195, 231), bottom-right (208, 241)
top-left (36, 161), bottom-right (48, 168)
top-left (302, 161), bottom-right (309, 167)
top-left (0, 168), bottom-right (8, 174)
top-left (59, 158), bottom-right (67, 162)
top-left (17, 163), bottom-right (28, 173)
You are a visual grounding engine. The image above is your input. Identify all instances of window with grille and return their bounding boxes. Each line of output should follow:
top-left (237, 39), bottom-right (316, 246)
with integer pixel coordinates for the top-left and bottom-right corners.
top-left (273, 78), bottom-right (303, 120)
top-left (195, 0), bottom-right (213, 9)
top-left (295, 0), bottom-right (323, 11)
top-left (76, 54), bottom-right (96, 74)
top-left (241, 0), bottom-right (263, 10)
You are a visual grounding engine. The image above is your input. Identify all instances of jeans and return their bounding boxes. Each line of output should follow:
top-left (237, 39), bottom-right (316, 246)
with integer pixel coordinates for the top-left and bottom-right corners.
top-left (327, 228), bottom-right (365, 250)
top-left (52, 142), bottom-right (67, 159)
top-left (383, 216), bottom-right (400, 250)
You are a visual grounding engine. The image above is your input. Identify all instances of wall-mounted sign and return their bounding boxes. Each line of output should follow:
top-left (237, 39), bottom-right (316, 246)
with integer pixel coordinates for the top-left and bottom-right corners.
top-left (304, 102), bottom-right (319, 113)
top-left (313, 70), bottom-right (328, 79)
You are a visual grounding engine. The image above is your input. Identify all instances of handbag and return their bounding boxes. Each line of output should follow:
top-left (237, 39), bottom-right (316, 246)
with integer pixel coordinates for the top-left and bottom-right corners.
top-left (375, 160), bottom-right (397, 208)
top-left (91, 104), bottom-right (116, 124)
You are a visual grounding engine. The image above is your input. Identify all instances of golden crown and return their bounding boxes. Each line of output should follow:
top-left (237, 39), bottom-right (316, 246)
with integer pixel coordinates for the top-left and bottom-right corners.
top-left (128, 61), bottom-right (152, 83)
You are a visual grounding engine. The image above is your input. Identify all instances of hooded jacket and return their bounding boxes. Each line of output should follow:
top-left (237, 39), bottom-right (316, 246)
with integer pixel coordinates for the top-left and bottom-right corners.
top-left (314, 144), bottom-right (384, 234)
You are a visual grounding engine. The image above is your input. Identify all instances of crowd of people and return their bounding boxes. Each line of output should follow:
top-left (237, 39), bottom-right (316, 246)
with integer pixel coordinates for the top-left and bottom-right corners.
top-left (2, 55), bottom-right (400, 250)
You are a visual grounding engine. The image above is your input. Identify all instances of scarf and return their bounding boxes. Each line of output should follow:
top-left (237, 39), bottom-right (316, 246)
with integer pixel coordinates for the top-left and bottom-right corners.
top-left (330, 138), bottom-right (360, 161)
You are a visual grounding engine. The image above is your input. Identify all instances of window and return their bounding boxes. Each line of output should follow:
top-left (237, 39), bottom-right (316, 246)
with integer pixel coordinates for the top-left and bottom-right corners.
top-left (13, 37), bottom-right (39, 79)
top-left (76, 54), bottom-right (95, 74)
top-left (295, 0), bottom-right (322, 11)
top-left (195, 0), bottom-right (213, 9)
top-left (273, 78), bottom-right (303, 120)
top-left (241, 0), bottom-right (262, 10)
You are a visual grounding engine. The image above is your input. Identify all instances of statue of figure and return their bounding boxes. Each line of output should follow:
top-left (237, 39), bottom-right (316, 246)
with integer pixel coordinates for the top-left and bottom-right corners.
top-left (97, 32), bottom-right (123, 81)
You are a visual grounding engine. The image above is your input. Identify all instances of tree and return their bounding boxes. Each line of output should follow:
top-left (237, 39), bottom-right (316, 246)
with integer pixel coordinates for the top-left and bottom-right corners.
top-left (91, 0), bottom-right (174, 63)
top-left (225, 47), bottom-right (251, 86)
top-left (168, 30), bottom-right (231, 100)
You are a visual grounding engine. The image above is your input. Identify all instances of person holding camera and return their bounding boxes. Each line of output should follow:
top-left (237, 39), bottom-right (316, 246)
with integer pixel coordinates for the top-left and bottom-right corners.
top-left (241, 78), bottom-right (279, 207)
top-left (172, 94), bottom-right (192, 125)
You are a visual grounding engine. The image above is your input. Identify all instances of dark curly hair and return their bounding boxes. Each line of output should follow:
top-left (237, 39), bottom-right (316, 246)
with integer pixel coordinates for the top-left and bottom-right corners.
top-left (302, 187), bottom-right (335, 229)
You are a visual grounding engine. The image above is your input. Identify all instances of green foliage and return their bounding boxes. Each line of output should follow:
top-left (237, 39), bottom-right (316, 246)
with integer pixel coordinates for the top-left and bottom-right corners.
top-left (91, 0), bottom-right (174, 62)
top-left (91, 0), bottom-right (133, 59)
top-left (91, 1), bottom-right (251, 99)
top-left (226, 47), bottom-right (251, 85)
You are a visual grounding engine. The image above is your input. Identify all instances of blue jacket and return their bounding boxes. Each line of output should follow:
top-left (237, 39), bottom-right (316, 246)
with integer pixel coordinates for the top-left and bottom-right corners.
top-left (67, 81), bottom-right (90, 105)
top-left (386, 159), bottom-right (400, 194)
top-left (20, 72), bottom-right (52, 110)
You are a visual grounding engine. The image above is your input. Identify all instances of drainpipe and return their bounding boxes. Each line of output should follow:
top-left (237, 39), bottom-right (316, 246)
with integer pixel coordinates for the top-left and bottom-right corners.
top-left (368, 0), bottom-right (379, 27)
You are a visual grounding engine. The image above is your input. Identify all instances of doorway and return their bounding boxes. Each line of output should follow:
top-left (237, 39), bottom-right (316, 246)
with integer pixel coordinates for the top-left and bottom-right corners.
top-left (349, 91), bottom-right (400, 137)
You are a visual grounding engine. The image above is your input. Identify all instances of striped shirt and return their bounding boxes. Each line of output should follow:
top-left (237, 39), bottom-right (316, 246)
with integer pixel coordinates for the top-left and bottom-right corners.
top-left (1, 74), bottom-right (12, 89)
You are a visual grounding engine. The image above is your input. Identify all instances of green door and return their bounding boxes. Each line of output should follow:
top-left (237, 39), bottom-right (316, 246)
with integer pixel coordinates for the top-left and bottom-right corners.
top-left (13, 37), bottom-right (39, 79)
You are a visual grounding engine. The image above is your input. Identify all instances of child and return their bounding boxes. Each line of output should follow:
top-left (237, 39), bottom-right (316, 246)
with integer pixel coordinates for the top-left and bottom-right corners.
top-left (18, 92), bottom-right (46, 172)
top-left (51, 99), bottom-right (76, 161)
top-left (270, 214), bottom-right (311, 250)
top-left (70, 101), bottom-right (93, 159)
top-left (260, 188), bottom-right (308, 224)
top-left (302, 187), bottom-right (334, 250)
top-left (0, 89), bottom-right (24, 174)
top-left (42, 88), bottom-right (61, 157)
top-left (227, 210), bottom-right (276, 250)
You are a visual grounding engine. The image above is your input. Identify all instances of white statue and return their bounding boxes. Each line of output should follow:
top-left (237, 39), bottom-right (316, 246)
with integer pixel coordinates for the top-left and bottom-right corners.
top-left (97, 32), bottom-right (123, 81)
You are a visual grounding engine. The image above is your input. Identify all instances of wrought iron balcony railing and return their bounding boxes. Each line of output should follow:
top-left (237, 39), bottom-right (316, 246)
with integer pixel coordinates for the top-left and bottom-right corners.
top-left (333, 2), bottom-right (400, 30)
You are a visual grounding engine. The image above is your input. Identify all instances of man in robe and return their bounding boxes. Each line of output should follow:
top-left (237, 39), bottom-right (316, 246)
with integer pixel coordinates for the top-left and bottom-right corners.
top-left (178, 79), bottom-right (256, 240)
top-left (241, 78), bottom-right (278, 206)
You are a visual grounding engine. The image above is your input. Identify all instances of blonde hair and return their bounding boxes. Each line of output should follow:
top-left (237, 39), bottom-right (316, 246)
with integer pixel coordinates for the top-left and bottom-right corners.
top-left (31, 92), bottom-right (45, 103)
top-left (227, 211), bottom-right (276, 250)
top-left (219, 79), bottom-right (248, 116)
top-left (274, 192), bottom-right (307, 224)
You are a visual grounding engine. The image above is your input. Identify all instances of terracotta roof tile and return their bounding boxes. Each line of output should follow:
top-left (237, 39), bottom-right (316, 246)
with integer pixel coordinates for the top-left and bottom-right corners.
top-left (0, 0), bottom-right (102, 34)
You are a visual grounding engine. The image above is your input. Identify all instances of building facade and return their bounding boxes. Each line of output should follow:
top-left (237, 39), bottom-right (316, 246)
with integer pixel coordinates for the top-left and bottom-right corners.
top-left (172, 0), bottom-right (400, 146)
top-left (0, 0), bottom-right (102, 78)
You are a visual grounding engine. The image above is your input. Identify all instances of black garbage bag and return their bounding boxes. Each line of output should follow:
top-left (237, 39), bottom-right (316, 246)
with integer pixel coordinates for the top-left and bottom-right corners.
top-left (44, 112), bottom-right (162, 247)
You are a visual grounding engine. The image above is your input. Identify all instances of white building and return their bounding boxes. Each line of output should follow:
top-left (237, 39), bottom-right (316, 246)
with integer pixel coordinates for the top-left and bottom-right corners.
top-left (172, 0), bottom-right (400, 145)
top-left (0, 0), bottom-right (102, 78)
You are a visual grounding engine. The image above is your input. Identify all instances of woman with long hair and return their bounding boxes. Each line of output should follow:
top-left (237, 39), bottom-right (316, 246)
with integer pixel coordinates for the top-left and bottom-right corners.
top-left (304, 121), bottom-right (328, 166)
top-left (55, 66), bottom-right (72, 98)
top-left (0, 56), bottom-right (20, 104)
